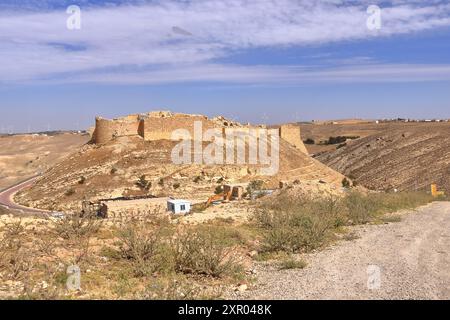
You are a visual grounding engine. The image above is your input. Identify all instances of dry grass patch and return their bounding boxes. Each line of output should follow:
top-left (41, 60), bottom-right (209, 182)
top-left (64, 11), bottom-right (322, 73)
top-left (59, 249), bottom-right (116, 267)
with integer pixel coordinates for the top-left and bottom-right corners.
top-left (278, 257), bottom-right (307, 270)
top-left (252, 191), bottom-right (433, 255)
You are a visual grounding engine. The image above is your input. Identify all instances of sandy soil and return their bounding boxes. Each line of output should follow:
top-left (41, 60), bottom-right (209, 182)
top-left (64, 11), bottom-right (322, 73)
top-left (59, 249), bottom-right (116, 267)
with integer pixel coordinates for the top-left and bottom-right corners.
top-left (0, 132), bottom-right (89, 190)
top-left (232, 201), bottom-right (450, 300)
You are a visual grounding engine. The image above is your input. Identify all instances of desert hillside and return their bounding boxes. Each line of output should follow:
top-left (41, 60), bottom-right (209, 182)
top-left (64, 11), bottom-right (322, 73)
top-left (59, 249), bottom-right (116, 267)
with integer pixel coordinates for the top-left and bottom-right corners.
top-left (315, 122), bottom-right (450, 193)
top-left (0, 132), bottom-right (90, 190)
top-left (15, 134), bottom-right (344, 212)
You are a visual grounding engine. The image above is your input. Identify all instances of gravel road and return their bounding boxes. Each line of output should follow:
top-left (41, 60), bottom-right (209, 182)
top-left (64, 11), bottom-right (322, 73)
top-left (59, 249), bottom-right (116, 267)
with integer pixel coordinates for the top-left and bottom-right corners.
top-left (234, 202), bottom-right (450, 300)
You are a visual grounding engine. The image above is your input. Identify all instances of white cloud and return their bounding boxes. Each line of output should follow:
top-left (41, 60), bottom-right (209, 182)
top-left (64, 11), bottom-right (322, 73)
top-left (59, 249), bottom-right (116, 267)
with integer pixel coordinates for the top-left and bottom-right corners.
top-left (0, 0), bottom-right (450, 84)
top-left (41, 63), bottom-right (450, 85)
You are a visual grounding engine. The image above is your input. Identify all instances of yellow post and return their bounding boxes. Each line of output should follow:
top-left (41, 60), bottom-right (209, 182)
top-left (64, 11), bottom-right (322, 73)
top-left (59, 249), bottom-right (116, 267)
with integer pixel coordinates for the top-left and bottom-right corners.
top-left (431, 184), bottom-right (445, 197)
top-left (431, 184), bottom-right (438, 197)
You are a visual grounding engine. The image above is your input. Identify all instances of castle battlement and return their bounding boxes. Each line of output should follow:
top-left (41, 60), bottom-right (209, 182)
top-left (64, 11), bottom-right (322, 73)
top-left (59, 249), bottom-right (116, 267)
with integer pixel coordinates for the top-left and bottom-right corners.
top-left (91, 111), bottom-right (307, 153)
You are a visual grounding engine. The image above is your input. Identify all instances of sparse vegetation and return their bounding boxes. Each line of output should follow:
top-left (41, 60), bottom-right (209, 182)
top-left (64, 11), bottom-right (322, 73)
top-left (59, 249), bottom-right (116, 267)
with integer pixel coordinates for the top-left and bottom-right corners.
top-left (0, 220), bottom-right (35, 281)
top-left (0, 213), bottom-right (245, 299)
top-left (117, 219), bottom-right (172, 277)
top-left (342, 177), bottom-right (351, 188)
top-left (381, 215), bottom-right (402, 223)
top-left (215, 185), bottom-right (224, 195)
top-left (78, 176), bottom-right (86, 185)
top-left (304, 138), bottom-right (315, 145)
top-left (253, 194), bottom-right (342, 253)
top-left (116, 220), bottom-right (242, 278)
top-left (171, 229), bottom-right (241, 278)
top-left (322, 136), bottom-right (360, 145)
top-left (64, 188), bottom-right (76, 196)
top-left (247, 180), bottom-right (264, 199)
top-left (279, 257), bottom-right (307, 270)
top-left (136, 175), bottom-right (151, 191)
top-left (252, 191), bottom-right (432, 255)
top-left (52, 212), bottom-right (102, 241)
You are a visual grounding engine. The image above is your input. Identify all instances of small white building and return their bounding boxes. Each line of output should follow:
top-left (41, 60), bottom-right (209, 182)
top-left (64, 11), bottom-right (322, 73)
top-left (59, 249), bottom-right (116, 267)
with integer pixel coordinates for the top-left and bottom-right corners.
top-left (167, 199), bottom-right (191, 214)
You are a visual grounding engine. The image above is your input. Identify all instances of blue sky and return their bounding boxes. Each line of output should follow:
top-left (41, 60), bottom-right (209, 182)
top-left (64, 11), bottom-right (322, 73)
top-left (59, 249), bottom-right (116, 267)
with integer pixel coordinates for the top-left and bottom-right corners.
top-left (0, 0), bottom-right (450, 133)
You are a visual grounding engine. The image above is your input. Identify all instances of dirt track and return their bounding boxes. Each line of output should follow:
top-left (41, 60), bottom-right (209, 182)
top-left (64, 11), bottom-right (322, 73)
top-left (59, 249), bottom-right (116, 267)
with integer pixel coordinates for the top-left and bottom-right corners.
top-left (235, 202), bottom-right (450, 300)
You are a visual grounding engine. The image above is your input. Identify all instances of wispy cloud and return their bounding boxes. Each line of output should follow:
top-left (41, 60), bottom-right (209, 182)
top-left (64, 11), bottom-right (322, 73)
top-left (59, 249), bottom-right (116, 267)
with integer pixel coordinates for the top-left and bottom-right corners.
top-left (1, 0), bottom-right (450, 84)
top-left (44, 63), bottom-right (450, 85)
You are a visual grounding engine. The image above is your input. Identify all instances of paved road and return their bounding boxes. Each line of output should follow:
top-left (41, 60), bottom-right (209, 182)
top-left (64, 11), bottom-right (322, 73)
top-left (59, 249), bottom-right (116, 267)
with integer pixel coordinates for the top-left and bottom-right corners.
top-left (234, 202), bottom-right (450, 300)
top-left (0, 176), bottom-right (49, 215)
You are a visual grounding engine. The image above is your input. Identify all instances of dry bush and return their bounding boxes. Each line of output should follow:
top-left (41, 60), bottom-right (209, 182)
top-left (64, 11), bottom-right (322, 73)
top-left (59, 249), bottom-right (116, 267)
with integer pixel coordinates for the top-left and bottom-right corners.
top-left (253, 190), bottom-right (432, 254)
top-left (138, 276), bottom-right (206, 300)
top-left (0, 221), bottom-right (35, 281)
top-left (116, 219), bottom-right (172, 277)
top-left (278, 257), bottom-right (307, 270)
top-left (48, 212), bottom-right (104, 268)
top-left (20, 266), bottom-right (66, 300)
top-left (114, 220), bottom-right (242, 279)
top-left (52, 212), bottom-right (102, 241)
top-left (344, 191), bottom-right (432, 225)
top-left (344, 191), bottom-right (379, 224)
top-left (171, 228), bottom-right (241, 278)
top-left (253, 193), bottom-right (343, 253)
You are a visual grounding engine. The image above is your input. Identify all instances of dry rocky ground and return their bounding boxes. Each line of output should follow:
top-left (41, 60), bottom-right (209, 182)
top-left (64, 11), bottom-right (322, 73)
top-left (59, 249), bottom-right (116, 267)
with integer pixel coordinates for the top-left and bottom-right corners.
top-left (232, 201), bottom-right (450, 300)
top-left (15, 135), bottom-right (344, 213)
top-left (0, 132), bottom-right (89, 190)
top-left (2, 122), bottom-right (449, 300)
top-left (301, 122), bottom-right (450, 194)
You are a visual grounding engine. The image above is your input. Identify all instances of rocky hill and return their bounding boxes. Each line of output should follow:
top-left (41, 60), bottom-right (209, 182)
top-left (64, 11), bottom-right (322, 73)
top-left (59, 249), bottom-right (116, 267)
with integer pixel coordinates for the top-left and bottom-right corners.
top-left (316, 123), bottom-right (450, 193)
top-left (16, 133), bottom-right (344, 212)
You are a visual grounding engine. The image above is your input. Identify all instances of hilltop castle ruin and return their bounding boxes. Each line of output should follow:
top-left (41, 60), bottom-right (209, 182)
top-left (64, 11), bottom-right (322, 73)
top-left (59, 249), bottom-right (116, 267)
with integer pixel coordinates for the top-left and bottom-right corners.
top-left (91, 111), bottom-right (308, 153)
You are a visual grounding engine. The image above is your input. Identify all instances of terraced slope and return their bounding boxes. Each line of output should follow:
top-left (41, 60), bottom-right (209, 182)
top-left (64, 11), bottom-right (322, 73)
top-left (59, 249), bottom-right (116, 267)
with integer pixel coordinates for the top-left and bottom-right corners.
top-left (317, 123), bottom-right (450, 193)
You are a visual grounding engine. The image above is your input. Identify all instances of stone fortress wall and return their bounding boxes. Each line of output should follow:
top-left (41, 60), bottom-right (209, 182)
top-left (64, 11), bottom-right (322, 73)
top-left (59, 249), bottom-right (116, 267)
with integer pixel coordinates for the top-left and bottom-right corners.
top-left (142, 113), bottom-right (221, 142)
top-left (279, 124), bottom-right (309, 154)
top-left (93, 114), bottom-right (141, 144)
top-left (91, 110), bottom-right (308, 153)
